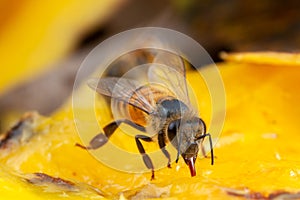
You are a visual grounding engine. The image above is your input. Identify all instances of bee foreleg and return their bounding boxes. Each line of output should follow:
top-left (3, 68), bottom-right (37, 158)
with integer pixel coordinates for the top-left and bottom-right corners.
top-left (135, 135), bottom-right (155, 180)
top-left (200, 141), bottom-right (207, 158)
top-left (158, 132), bottom-right (171, 168)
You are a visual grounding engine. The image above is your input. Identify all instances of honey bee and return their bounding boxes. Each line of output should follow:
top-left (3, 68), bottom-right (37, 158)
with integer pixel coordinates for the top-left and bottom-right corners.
top-left (76, 51), bottom-right (214, 180)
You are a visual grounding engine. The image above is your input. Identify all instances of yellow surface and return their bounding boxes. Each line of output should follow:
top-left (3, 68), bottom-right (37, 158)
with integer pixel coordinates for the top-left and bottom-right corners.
top-left (0, 166), bottom-right (104, 200)
top-left (1, 52), bottom-right (300, 199)
top-left (0, 0), bottom-right (123, 93)
top-left (220, 51), bottom-right (300, 66)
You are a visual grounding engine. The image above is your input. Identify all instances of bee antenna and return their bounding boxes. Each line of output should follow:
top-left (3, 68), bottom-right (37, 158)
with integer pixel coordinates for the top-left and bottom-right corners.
top-left (207, 133), bottom-right (214, 165)
top-left (196, 133), bottom-right (214, 165)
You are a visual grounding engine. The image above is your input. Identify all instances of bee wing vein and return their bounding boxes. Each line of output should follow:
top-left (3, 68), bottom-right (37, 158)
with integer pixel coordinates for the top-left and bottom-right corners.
top-left (87, 77), bottom-right (155, 114)
top-left (149, 52), bottom-right (191, 106)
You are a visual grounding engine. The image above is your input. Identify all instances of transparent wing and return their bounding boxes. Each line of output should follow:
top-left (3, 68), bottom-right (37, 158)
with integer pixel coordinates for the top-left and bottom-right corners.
top-left (87, 77), bottom-right (155, 114)
top-left (148, 51), bottom-right (191, 106)
top-left (153, 51), bottom-right (186, 76)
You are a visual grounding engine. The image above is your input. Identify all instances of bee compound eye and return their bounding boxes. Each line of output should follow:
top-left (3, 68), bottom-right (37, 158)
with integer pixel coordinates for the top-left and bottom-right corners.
top-left (194, 117), bottom-right (206, 134)
top-left (168, 121), bottom-right (176, 132)
top-left (199, 118), bottom-right (206, 133)
top-left (167, 119), bottom-right (180, 143)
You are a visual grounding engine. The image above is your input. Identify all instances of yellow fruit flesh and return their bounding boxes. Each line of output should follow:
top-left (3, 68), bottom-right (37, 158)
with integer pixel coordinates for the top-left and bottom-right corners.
top-left (220, 51), bottom-right (300, 66)
top-left (1, 53), bottom-right (300, 199)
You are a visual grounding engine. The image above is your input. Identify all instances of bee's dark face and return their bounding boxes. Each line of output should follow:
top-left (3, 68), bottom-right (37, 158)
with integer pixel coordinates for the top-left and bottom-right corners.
top-left (167, 117), bottom-right (206, 176)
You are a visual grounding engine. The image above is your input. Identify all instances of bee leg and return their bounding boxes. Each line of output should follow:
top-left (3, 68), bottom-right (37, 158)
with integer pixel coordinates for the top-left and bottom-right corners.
top-left (121, 119), bottom-right (146, 132)
top-left (76, 121), bottom-right (120, 150)
top-left (196, 133), bottom-right (214, 165)
top-left (200, 141), bottom-right (207, 158)
top-left (76, 119), bottom-right (146, 150)
top-left (135, 135), bottom-right (155, 180)
top-left (158, 133), bottom-right (171, 168)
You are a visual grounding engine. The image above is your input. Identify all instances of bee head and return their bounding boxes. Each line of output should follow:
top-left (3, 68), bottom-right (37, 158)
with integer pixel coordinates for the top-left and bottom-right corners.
top-left (181, 142), bottom-right (199, 176)
top-left (167, 117), bottom-right (207, 177)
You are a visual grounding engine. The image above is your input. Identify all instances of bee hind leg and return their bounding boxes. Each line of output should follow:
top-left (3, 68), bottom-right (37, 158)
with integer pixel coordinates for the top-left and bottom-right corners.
top-left (76, 119), bottom-right (146, 150)
top-left (76, 121), bottom-right (120, 150)
top-left (135, 135), bottom-right (155, 180)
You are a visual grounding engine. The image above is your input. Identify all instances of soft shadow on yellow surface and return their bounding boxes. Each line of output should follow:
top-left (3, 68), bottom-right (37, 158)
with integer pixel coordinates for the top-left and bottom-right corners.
top-left (0, 52), bottom-right (300, 199)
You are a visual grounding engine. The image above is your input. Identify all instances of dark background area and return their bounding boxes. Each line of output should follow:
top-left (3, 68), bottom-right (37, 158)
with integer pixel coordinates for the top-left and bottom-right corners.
top-left (79, 0), bottom-right (300, 59)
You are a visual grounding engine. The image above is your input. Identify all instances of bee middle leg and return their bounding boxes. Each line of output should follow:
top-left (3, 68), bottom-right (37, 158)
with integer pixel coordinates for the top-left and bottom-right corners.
top-left (76, 119), bottom-right (146, 150)
top-left (158, 133), bottom-right (171, 168)
top-left (135, 135), bottom-right (155, 180)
